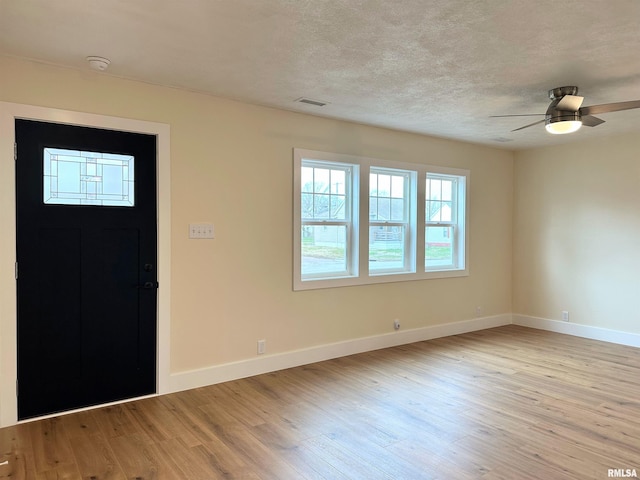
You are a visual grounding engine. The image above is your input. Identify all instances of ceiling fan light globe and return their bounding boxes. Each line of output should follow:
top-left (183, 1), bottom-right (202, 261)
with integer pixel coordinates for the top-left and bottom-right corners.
top-left (545, 120), bottom-right (582, 134)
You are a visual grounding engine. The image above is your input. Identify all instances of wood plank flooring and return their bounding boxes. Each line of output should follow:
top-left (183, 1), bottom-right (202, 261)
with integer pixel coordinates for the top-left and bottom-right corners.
top-left (1, 325), bottom-right (639, 479)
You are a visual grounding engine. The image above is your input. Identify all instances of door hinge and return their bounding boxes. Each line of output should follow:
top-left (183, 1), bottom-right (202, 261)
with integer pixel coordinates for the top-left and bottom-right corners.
top-left (15, 262), bottom-right (18, 280)
top-left (14, 142), bottom-right (17, 161)
top-left (16, 379), bottom-right (18, 397)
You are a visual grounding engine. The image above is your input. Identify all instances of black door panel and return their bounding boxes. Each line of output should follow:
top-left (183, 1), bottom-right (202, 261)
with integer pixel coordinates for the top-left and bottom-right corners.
top-left (16, 119), bottom-right (157, 420)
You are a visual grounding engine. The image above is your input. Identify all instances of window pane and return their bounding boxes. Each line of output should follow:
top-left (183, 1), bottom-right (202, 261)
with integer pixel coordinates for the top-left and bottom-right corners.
top-left (390, 198), bottom-right (404, 221)
top-left (301, 225), bottom-right (347, 276)
top-left (391, 175), bottom-right (404, 198)
top-left (429, 179), bottom-right (442, 201)
top-left (426, 200), bottom-right (441, 222)
top-left (369, 197), bottom-right (378, 220)
top-left (301, 193), bottom-right (314, 218)
top-left (44, 148), bottom-right (134, 206)
top-left (330, 170), bottom-right (345, 194)
top-left (313, 194), bottom-right (329, 218)
top-left (314, 168), bottom-right (329, 193)
top-left (301, 167), bottom-right (314, 192)
top-left (369, 173), bottom-right (378, 195)
top-left (441, 179), bottom-right (453, 201)
top-left (378, 197), bottom-right (390, 220)
top-left (425, 226), bottom-right (453, 268)
top-left (378, 174), bottom-right (390, 196)
top-left (330, 195), bottom-right (346, 220)
top-left (370, 226), bottom-right (405, 271)
top-left (441, 202), bottom-right (452, 221)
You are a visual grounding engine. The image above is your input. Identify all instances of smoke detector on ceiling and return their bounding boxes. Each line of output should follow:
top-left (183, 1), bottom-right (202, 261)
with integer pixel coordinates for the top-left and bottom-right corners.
top-left (86, 56), bottom-right (111, 71)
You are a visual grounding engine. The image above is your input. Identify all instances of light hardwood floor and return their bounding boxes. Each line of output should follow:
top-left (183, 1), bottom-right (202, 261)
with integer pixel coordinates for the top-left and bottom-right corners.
top-left (1, 325), bottom-right (639, 479)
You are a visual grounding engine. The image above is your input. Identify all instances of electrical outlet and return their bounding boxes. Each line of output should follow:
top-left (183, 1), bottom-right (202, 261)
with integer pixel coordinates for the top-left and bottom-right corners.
top-left (393, 319), bottom-right (400, 330)
top-left (257, 339), bottom-right (266, 354)
top-left (561, 311), bottom-right (570, 322)
top-left (476, 306), bottom-right (483, 317)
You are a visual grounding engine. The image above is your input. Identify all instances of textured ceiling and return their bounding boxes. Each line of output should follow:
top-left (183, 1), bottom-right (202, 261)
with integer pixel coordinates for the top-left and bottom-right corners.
top-left (1, 0), bottom-right (640, 150)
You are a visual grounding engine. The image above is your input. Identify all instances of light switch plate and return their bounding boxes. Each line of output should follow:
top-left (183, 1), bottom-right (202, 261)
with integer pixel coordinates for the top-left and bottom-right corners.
top-left (189, 223), bottom-right (214, 239)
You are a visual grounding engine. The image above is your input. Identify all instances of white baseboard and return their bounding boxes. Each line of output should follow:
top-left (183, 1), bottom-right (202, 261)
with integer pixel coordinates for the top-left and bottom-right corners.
top-left (9, 312), bottom-right (636, 428)
top-left (167, 314), bottom-right (512, 394)
top-left (513, 314), bottom-right (640, 348)
top-left (11, 313), bottom-right (637, 427)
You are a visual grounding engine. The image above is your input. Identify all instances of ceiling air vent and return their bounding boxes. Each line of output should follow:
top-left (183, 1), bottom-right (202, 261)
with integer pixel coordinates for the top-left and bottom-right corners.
top-left (295, 97), bottom-right (329, 107)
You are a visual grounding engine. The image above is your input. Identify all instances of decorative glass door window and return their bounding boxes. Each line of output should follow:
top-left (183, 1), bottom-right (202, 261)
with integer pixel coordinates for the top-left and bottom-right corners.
top-left (43, 148), bottom-right (135, 206)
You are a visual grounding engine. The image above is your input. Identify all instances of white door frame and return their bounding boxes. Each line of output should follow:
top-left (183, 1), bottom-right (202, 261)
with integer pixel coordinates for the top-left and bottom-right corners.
top-left (0, 102), bottom-right (171, 427)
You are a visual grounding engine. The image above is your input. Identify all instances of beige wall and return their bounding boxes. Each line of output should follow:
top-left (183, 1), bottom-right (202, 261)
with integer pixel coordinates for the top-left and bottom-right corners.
top-left (513, 134), bottom-right (640, 334)
top-left (0, 56), bottom-right (513, 375)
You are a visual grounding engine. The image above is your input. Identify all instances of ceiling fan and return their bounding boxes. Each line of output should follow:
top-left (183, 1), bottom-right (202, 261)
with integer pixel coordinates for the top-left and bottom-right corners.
top-left (493, 86), bottom-right (640, 134)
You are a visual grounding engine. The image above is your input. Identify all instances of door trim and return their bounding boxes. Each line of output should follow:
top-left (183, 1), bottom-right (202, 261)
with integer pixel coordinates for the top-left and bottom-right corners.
top-left (0, 102), bottom-right (171, 427)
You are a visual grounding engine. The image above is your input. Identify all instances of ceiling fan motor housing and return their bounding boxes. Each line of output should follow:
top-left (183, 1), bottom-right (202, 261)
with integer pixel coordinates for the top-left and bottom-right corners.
top-left (545, 86), bottom-right (582, 133)
top-left (546, 105), bottom-right (581, 123)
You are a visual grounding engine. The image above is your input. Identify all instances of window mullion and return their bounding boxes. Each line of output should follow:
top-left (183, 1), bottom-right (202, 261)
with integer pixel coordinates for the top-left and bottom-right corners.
top-left (416, 168), bottom-right (426, 271)
top-left (359, 163), bottom-right (370, 278)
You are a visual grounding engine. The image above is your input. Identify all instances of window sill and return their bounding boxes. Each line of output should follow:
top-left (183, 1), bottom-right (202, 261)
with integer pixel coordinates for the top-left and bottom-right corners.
top-left (294, 268), bottom-right (469, 291)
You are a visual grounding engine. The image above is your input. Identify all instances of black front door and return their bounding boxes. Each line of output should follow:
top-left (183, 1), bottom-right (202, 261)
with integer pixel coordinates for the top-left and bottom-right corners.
top-left (16, 119), bottom-right (157, 420)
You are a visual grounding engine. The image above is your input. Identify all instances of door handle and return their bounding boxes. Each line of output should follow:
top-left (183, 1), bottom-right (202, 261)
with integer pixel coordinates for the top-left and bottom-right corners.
top-left (136, 281), bottom-right (159, 289)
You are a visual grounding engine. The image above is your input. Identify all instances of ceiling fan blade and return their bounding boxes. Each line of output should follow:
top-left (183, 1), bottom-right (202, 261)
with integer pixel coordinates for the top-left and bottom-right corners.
top-left (511, 119), bottom-right (546, 132)
top-left (581, 115), bottom-right (605, 127)
top-left (580, 100), bottom-right (640, 115)
top-left (556, 94), bottom-right (584, 111)
top-left (490, 114), bottom-right (545, 117)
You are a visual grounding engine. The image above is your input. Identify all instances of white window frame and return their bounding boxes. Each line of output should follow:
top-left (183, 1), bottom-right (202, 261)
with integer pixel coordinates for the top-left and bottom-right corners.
top-left (294, 149), bottom-right (469, 291)
top-left (298, 159), bottom-right (359, 281)
top-left (368, 167), bottom-right (417, 276)
top-left (294, 151), bottom-right (360, 290)
top-left (425, 171), bottom-right (467, 272)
